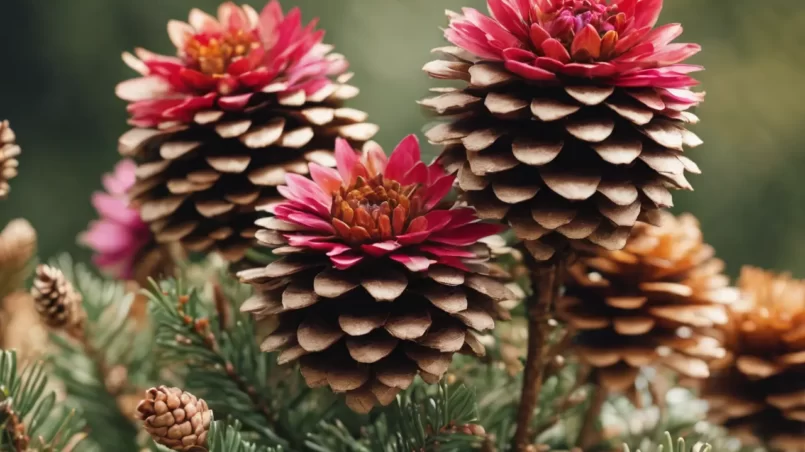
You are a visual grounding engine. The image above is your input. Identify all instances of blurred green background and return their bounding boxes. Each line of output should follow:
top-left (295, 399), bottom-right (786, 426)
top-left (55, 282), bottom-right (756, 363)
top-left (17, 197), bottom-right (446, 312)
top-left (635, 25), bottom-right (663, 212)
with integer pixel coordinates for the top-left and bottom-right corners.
top-left (1, 0), bottom-right (803, 277)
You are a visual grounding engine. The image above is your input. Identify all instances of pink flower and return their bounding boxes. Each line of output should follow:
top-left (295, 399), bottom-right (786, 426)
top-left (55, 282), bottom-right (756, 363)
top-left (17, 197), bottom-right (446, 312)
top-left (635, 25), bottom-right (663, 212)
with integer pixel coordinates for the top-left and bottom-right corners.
top-left (270, 135), bottom-right (504, 271)
top-left (116, 1), bottom-right (347, 128)
top-left (80, 160), bottom-right (152, 279)
top-left (446, 0), bottom-right (703, 105)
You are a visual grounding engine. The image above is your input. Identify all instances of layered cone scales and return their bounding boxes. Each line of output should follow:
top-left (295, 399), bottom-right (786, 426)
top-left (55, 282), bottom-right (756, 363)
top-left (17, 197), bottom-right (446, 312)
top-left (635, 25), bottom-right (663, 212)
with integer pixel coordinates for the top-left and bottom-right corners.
top-left (702, 267), bottom-right (805, 451)
top-left (239, 136), bottom-right (514, 412)
top-left (0, 120), bottom-right (21, 199)
top-left (423, 0), bottom-right (704, 261)
top-left (117, 3), bottom-right (377, 261)
top-left (558, 212), bottom-right (737, 392)
top-left (136, 386), bottom-right (212, 451)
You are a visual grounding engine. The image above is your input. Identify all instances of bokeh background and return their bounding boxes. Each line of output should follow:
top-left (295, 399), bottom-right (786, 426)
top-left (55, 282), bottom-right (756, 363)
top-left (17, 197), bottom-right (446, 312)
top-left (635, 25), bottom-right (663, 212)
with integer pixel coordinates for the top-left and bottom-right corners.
top-left (1, 0), bottom-right (804, 277)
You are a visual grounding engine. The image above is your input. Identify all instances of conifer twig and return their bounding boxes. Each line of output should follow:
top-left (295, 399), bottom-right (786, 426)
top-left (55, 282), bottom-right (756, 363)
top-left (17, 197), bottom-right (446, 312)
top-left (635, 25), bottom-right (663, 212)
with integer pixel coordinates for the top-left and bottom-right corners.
top-left (579, 379), bottom-right (607, 449)
top-left (512, 256), bottom-right (566, 451)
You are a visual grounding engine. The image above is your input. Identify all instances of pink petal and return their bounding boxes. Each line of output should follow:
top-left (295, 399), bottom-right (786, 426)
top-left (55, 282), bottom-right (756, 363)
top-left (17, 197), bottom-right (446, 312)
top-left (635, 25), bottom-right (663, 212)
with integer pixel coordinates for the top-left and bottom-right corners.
top-left (423, 210), bottom-right (454, 233)
top-left (461, 7), bottom-right (521, 49)
top-left (218, 93), bottom-right (253, 110)
top-left (309, 163), bottom-right (343, 194)
top-left (92, 193), bottom-right (142, 227)
top-left (283, 174), bottom-right (331, 215)
top-left (81, 221), bottom-right (136, 254)
top-left (188, 8), bottom-right (222, 33)
top-left (218, 2), bottom-right (250, 30)
top-left (385, 135), bottom-right (421, 183)
top-left (331, 253), bottom-right (364, 270)
top-left (179, 69), bottom-right (217, 91)
top-left (571, 24), bottom-right (602, 60)
top-left (390, 254), bottom-right (435, 272)
top-left (504, 60), bottom-right (558, 81)
top-left (645, 43), bottom-right (701, 66)
top-left (487, 0), bottom-right (529, 39)
top-left (429, 223), bottom-right (505, 246)
top-left (444, 28), bottom-right (503, 61)
top-left (633, 0), bottom-right (664, 30)
top-left (645, 23), bottom-right (683, 47)
top-left (335, 138), bottom-right (364, 186)
top-left (418, 245), bottom-right (477, 259)
top-left (103, 160), bottom-right (137, 195)
top-left (530, 23), bottom-right (551, 49)
top-left (115, 76), bottom-right (172, 102)
top-left (281, 210), bottom-right (334, 233)
top-left (443, 208), bottom-right (480, 229)
top-left (400, 161), bottom-right (428, 187)
top-left (259, 0), bottom-right (284, 50)
top-left (167, 20), bottom-right (194, 49)
top-left (502, 47), bottom-right (536, 62)
top-left (423, 174), bottom-right (455, 211)
top-left (540, 39), bottom-right (571, 63)
top-left (361, 241), bottom-right (401, 257)
top-left (362, 142), bottom-right (388, 177)
top-left (614, 26), bottom-right (652, 54)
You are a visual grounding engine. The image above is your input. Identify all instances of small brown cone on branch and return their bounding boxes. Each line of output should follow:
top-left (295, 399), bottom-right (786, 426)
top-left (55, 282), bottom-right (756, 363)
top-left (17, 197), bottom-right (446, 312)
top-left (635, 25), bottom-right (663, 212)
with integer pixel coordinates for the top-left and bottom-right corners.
top-left (0, 120), bottom-right (20, 199)
top-left (558, 212), bottom-right (737, 392)
top-left (136, 386), bottom-right (212, 451)
top-left (701, 267), bottom-right (805, 451)
top-left (30, 265), bottom-right (85, 335)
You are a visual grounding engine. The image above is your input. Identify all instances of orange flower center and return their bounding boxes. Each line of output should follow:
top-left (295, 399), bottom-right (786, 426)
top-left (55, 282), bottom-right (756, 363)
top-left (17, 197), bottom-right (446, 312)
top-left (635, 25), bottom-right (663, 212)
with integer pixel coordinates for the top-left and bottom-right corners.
top-left (184, 30), bottom-right (260, 75)
top-left (331, 175), bottom-right (423, 245)
top-left (538, 0), bottom-right (626, 60)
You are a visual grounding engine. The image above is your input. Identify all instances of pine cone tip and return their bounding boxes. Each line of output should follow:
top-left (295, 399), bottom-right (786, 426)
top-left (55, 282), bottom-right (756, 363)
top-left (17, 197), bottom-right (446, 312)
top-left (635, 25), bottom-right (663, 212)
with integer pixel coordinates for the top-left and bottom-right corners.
top-left (136, 386), bottom-right (212, 451)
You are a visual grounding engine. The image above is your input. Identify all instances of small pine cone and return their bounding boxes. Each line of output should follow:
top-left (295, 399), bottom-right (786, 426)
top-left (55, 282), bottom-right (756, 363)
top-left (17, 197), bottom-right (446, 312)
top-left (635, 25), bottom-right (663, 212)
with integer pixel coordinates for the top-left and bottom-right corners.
top-left (30, 265), bottom-right (84, 332)
top-left (0, 219), bottom-right (36, 300)
top-left (422, 2), bottom-right (704, 262)
top-left (701, 267), bottom-right (805, 451)
top-left (136, 386), bottom-right (212, 451)
top-left (239, 136), bottom-right (513, 413)
top-left (558, 212), bottom-right (738, 392)
top-left (0, 120), bottom-right (20, 199)
top-left (117, 3), bottom-right (377, 262)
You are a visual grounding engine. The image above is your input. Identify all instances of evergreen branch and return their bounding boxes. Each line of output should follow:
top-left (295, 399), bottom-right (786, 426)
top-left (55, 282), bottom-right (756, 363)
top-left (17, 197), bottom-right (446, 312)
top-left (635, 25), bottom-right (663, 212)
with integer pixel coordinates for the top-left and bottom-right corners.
top-left (0, 350), bottom-right (88, 451)
top-left (206, 419), bottom-right (283, 452)
top-left (147, 274), bottom-right (333, 449)
top-left (44, 254), bottom-right (156, 452)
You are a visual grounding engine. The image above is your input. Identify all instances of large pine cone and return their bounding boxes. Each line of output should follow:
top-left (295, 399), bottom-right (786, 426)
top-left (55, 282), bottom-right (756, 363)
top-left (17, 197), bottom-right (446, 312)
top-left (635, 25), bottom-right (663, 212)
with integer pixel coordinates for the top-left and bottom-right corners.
top-left (136, 386), bottom-right (212, 451)
top-left (119, 73), bottom-right (377, 262)
top-left (0, 120), bottom-right (20, 199)
top-left (240, 247), bottom-right (514, 413)
top-left (702, 267), bottom-right (805, 451)
top-left (558, 212), bottom-right (737, 392)
top-left (422, 50), bottom-right (702, 261)
top-left (30, 265), bottom-right (84, 333)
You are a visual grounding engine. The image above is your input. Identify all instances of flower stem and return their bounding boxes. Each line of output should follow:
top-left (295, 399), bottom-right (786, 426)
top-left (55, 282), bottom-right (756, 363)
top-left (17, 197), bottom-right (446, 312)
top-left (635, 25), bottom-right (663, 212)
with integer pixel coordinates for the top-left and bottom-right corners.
top-left (512, 258), bottom-right (566, 451)
top-left (578, 378), bottom-right (607, 450)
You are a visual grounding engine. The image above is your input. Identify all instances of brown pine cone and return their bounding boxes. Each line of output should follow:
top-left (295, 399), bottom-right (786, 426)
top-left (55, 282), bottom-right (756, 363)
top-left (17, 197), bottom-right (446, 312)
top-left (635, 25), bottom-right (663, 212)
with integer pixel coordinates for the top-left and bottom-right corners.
top-left (0, 120), bottom-right (20, 199)
top-left (136, 386), bottom-right (212, 451)
top-left (30, 265), bottom-right (85, 333)
top-left (701, 267), bottom-right (805, 451)
top-left (558, 212), bottom-right (737, 392)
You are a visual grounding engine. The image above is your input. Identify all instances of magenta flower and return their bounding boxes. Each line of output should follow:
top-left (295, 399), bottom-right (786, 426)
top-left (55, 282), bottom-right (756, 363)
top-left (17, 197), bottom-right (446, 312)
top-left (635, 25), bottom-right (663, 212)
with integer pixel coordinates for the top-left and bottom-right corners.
top-left (80, 160), bottom-right (152, 280)
top-left (266, 135), bottom-right (504, 271)
top-left (116, 1), bottom-right (347, 127)
top-left (445, 0), bottom-right (702, 105)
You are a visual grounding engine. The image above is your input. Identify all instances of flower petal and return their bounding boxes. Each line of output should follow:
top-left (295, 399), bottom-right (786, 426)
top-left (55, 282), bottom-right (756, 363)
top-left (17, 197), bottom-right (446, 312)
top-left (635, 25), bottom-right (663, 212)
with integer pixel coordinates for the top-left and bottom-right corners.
top-left (390, 254), bottom-right (435, 272)
top-left (385, 135), bottom-right (421, 183)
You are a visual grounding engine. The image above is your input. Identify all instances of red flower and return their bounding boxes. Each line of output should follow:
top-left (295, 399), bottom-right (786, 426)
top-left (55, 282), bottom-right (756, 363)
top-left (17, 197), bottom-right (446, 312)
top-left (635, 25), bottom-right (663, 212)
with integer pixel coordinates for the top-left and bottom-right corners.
top-left (445, 0), bottom-right (702, 105)
top-left (268, 135), bottom-right (504, 271)
top-left (116, 1), bottom-right (347, 127)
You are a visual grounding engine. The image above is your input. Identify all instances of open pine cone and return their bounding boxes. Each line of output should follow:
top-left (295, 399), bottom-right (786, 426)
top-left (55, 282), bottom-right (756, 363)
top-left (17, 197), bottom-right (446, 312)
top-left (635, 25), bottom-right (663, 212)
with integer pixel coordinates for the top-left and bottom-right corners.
top-left (239, 136), bottom-right (514, 412)
top-left (422, 0), bottom-right (704, 261)
top-left (702, 267), bottom-right (805, 451)
top-left (558, 212), bottom-right (737, 392)
top-left (117, 2), bottom-right (377, 262)
top-left (30, 264), bottom-right (85, 334)
top-left (136, 386), bottom-right (212, 451)
top-left (0, 120), bottom-right (20, 199)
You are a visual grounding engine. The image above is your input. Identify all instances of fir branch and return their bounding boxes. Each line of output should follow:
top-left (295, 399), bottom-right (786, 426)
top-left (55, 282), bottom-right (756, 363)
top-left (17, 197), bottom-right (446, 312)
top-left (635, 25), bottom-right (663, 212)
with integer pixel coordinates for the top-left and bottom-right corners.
top-left (147, 274), bottom-right (333, 449)
top-left (45, 254), bottom-right (155, 452)
top-left (206, 419), bottom-right (283, 452)
top-left (0, 350), bottom-right (88, 451)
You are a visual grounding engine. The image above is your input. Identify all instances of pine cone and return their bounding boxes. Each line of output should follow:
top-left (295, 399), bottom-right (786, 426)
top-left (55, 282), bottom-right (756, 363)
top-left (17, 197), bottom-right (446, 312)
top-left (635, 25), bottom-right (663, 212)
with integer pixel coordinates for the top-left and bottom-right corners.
top-left (0, 219), bottom-right (36, 300)
top-left (422, 1), bottom-right (703, 261)
top-left (116, 3), bottom-right (377, 262)
top-left (701, 267), bottom-right (805, 451)
top-left (239, 136), bottom-right (513, 413)
top-left (30, 265), bottom-right (84, 333)
top-left (136, 386), bottom-right (212, 451)
top-left (558, 212), bottom-right (737, 392)
top-left (0, 120), bottom-right (20, 200)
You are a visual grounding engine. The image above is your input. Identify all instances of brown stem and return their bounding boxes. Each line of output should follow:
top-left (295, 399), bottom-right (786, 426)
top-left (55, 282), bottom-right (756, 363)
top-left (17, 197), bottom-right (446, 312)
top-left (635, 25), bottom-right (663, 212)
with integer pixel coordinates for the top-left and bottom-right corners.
top-left (578, 380), bottom-right (607, 450)
top-left (224, 361), bottom-right (274, 422)
top-left (512, 259), bottom-right (566, 451)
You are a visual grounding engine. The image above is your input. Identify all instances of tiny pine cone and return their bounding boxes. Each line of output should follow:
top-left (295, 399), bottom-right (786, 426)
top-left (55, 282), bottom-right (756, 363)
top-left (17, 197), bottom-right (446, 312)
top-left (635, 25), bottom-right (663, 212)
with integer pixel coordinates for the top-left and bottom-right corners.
top-left (136, 385), bottom-right (212, 451)
top-left (30, 264), bottom-right (84, 332)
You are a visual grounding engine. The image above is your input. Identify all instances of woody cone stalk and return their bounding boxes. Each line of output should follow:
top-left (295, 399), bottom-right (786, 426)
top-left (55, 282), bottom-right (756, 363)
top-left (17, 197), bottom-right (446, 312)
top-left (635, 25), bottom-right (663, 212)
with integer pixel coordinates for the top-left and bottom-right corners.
top-left (238, 135), bottom-right (514, 413)
top-left (116, 1), bottom-right (377, 262)
top-left (422, 0), bottom-right (705, 448)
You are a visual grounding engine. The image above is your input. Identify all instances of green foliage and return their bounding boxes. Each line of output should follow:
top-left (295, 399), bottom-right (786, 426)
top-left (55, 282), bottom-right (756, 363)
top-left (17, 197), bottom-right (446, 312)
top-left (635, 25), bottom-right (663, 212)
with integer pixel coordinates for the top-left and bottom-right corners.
top-left (46, 254), bottom-right (157, 452)
top-left (625, 432), bottom-right (713, 452)
top-left (147, 272), bottom-right (336, 450)
top-left (0, 350), bottom-right (87, 451)
top-left (307, 381), bottom-right (482, 452)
